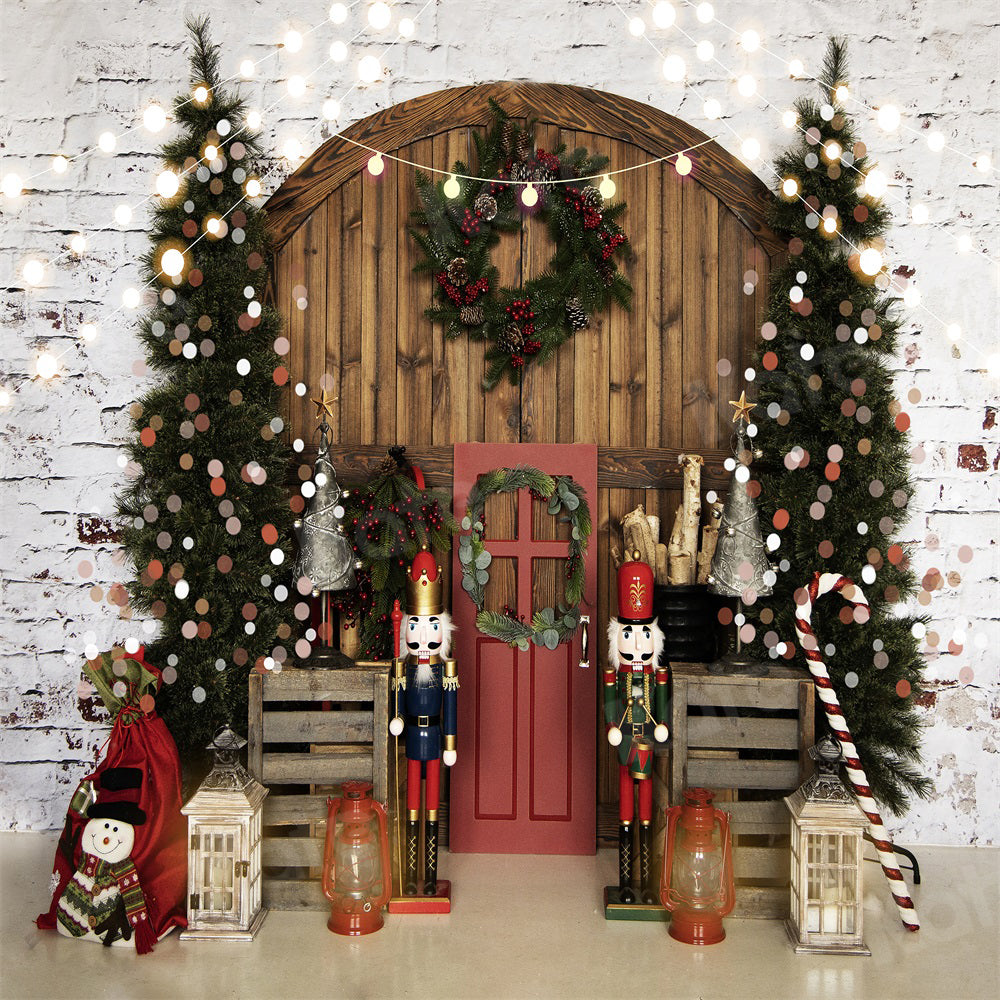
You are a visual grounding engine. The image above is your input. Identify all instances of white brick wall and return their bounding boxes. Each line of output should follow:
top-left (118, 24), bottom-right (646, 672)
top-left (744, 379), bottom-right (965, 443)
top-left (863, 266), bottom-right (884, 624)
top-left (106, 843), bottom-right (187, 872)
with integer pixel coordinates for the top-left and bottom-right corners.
top-left (1, 0), bottom-right (997, 844)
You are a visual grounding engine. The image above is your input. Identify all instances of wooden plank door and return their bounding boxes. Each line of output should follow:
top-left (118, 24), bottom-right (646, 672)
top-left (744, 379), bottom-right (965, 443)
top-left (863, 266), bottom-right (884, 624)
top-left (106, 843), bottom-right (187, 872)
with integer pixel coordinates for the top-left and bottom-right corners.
top-left (450, 443), bottom-right (598, 854)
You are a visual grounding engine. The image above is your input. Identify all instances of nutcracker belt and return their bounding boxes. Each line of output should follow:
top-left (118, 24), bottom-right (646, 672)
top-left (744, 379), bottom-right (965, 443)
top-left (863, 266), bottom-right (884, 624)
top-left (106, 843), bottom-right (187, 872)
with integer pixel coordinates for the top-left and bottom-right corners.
top-left (405, 714), bottom-right (441, 728)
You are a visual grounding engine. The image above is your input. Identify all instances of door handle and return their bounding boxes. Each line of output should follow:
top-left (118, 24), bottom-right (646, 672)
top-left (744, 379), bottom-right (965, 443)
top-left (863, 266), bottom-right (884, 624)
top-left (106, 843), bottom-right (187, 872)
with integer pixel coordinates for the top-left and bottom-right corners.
top-left (578, 615), bottom-right (590, 669)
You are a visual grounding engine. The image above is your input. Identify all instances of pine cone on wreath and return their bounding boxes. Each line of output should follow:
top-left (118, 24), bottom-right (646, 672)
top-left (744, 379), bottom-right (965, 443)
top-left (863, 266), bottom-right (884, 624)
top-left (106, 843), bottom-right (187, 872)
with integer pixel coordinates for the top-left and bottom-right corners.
top-left (509, 160), bottom-right (533, 184)
top-left (565, 297), bottom-right (590, 331)
top-left (500, 119), bottom-right (515, 153)
top-left (447, 257), bottom-right (469, 286)
top-left (498, 322), bottom-right (525, 356)
top-left (532, 163), bottom-right (556, 184)
top-left (474, 192), bottom-right (498, 221)
top-left (581, 185), bottom-right (604, 210)
top-left (459, 303), bottom-right (485, 326)
top-left (514, 131), bottom-right (532, 163)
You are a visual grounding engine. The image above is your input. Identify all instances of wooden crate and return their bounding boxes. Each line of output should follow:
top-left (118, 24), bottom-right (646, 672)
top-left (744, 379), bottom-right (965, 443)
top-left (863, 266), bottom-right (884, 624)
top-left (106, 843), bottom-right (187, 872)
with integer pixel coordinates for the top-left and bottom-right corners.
top-left (247, 663), bottom-right (391, 910)
top-left (664, 661), bottom-right (815, 919)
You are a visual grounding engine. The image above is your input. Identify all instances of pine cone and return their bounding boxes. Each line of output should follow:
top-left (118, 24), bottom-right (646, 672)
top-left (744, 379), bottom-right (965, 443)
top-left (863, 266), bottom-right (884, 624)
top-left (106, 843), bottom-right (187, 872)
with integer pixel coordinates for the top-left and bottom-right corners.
top-left (582, 185), bottom-right (604, 210)
top-left (510, 160), bottom-right (533, 183)
top-left (459, 303), bottom-right (484, 326)
top-left (498, 322), bottom-right (525, 356)
top-left (565, 297), bottom-right (590, 331)
top-left (499, 119), bottom-right (515, 153)
top-left (474, 192), bottom-right (498, 221)
top-left (532, 163), bottom-right (556, 184)
top-left (446, 257), bottom-right (469, 286)
top-left (514, 131), bottom-right (532, 163)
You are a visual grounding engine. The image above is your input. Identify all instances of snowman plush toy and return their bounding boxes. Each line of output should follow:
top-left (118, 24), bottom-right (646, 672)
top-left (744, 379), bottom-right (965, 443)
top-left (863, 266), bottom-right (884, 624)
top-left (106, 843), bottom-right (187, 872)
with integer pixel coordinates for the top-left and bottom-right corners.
top-left (56, 767), bottom-right (156, 952)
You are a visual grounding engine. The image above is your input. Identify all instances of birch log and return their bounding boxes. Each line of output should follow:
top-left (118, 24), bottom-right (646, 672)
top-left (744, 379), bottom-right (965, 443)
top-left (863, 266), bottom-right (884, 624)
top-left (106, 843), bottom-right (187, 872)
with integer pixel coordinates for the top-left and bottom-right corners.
top-left (696, 499), bottom-right (725, 584)
top-left (678, 454), bottom-right (704, 585)
top-left (621, 505), bottom-right (656, 568)
top-left (667, 502), bottom-right (692, 585)
top-left (655, 543), bottom-right (669, 585)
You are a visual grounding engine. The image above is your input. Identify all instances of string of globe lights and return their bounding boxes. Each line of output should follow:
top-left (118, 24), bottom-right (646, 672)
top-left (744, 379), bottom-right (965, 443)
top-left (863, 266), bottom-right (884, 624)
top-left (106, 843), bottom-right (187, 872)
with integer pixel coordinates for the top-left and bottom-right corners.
top-left (670, 0), bottom-right (995, 176)
top-left (625, 0), bottom-right (998, 269)
top-left (6, 1), bottom-right (430, 396)
top-left (611, 0), bottom-right (998, 372)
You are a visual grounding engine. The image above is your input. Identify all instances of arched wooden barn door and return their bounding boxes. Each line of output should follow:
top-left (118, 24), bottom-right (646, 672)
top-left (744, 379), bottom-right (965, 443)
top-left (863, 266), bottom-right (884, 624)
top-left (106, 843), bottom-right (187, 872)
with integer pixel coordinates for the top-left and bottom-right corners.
top-left (264, 82), bottom-right (783, 837)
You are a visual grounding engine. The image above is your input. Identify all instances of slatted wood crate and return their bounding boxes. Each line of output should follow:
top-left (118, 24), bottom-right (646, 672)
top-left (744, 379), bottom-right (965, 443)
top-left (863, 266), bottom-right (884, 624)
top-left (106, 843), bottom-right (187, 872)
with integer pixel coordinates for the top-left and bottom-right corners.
top-left (247, 663), bottom-right (391, 910)
top-left (664, 661), bottom-right (815, 918)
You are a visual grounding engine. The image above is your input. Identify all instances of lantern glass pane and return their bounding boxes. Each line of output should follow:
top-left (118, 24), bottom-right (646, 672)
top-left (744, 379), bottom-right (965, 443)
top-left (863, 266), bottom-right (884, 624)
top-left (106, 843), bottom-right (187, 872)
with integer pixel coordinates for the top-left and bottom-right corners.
top-left (843, 835), bottom-right (858, 866)
top-left (807, 834), bottom-right (822, 866)
top-left (826, 836), bottom-right (840, 865)
top-left (806, 903), bottom-right (820, 932)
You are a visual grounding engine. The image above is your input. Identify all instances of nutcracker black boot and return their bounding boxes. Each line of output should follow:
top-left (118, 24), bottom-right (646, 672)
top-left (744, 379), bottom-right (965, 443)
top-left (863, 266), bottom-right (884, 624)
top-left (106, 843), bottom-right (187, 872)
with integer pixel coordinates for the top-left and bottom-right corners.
top-left (404, 818), bottom-right (420, 895)
top-left (423, 818), bottom-right (439, 895)
top-left (639, 822), bottom-right (656, 904)
top-left (618, 822), bottom-right (635, 903)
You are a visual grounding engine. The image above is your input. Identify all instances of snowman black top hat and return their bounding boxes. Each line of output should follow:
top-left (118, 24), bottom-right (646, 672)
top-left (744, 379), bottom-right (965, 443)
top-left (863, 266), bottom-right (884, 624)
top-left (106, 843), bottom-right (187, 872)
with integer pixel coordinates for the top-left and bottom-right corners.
top-left (87, 767), bottom-right (146, 826)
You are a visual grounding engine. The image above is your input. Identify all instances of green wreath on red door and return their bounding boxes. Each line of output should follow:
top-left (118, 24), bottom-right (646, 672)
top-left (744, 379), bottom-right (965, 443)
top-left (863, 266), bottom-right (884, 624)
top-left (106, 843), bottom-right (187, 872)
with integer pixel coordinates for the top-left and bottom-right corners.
top-left (409, 100), bottom-right (633, 389)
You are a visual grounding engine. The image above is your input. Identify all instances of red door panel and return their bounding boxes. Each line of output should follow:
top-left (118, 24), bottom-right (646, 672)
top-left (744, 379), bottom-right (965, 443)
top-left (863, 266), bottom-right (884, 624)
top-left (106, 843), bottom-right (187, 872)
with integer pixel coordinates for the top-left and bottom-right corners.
top-left (451, 443), bottom-right (598, 854)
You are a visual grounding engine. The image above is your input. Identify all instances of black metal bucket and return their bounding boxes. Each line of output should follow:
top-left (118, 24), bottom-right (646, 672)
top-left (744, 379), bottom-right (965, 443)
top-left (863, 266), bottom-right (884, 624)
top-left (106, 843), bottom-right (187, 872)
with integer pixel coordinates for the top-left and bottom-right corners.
top-left (652, 584), bottom-right (717, 663)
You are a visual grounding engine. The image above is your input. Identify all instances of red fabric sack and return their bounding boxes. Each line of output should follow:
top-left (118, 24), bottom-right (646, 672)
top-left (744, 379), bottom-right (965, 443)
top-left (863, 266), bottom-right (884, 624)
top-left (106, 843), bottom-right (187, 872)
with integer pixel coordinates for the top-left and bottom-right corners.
top-left (37, 647), bottom-right (187, 946)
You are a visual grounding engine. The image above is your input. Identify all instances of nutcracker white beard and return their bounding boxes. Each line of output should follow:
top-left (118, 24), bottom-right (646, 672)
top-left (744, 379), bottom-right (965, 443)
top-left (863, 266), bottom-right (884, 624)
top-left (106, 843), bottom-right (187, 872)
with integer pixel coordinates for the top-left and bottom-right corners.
top-left (399, 612), bottom-right (453, 683)
top-left (607, 618), bottom-right (665, 670)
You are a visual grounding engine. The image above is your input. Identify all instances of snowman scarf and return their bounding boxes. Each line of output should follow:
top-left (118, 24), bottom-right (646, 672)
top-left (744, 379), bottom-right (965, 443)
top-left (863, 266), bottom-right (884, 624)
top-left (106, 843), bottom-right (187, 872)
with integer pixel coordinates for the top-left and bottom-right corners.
top-left (83, 853), bottom-right (156, 954)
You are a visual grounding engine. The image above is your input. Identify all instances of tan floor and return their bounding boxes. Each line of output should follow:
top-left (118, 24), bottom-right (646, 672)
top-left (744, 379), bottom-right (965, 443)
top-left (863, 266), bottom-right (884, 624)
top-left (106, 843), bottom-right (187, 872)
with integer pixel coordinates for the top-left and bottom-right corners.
top-left (0, 832), bottom-right (997, 1000)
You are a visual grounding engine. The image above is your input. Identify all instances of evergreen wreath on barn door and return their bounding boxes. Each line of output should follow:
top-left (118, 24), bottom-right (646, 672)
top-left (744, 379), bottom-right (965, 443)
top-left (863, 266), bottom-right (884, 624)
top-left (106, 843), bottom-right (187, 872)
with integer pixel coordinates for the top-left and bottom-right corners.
top-left (410, 100), bottom-right (633, 389)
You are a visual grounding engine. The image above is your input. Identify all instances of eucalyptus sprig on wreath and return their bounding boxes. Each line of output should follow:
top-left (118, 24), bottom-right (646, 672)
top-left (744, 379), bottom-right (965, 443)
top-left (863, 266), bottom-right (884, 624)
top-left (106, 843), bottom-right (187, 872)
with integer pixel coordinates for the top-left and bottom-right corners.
top-left (458, 466), bottom-right (592, 650)
top-left (410, 99), bottom-right (633, 389)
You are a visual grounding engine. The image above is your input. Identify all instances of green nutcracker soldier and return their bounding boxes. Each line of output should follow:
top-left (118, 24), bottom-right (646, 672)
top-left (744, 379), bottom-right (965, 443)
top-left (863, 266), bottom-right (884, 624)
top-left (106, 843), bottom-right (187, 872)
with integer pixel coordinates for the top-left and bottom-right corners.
top-left (604, 553), bottom-right (669, 905)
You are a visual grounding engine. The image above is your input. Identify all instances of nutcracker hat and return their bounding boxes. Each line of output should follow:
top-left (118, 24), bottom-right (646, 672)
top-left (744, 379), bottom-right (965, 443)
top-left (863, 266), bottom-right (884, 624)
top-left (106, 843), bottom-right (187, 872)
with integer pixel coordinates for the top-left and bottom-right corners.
top-left (87, 766), bottom-right (147, 826)
top-left (406, 547), bottom-right (443, 616)
top-left (617, 551), bottom-right (655, 624)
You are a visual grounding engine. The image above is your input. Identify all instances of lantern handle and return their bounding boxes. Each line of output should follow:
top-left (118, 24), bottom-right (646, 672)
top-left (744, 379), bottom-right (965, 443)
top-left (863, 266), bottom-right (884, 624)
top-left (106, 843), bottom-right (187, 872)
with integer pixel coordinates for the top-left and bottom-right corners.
top-left (321, 796), bottom-right (342, 903)
top-left (714, 806), bottom-right (736, 918)
top-left (370, 797), bottom-right (393, 909)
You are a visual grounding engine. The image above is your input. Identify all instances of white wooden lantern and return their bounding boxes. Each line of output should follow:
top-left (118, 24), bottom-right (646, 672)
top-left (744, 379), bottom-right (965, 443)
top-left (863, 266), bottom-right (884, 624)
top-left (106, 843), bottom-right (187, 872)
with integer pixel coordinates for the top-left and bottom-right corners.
top-left (180, 728), bottom-right (268, 941)
top-left (784, 737), bottom-right (870, 956)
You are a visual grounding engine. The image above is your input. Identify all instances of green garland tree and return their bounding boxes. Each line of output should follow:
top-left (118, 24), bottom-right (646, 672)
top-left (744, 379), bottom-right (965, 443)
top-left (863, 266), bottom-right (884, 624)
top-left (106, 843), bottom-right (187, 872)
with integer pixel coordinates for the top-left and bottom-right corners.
top-left (752, 39), bottom-right (931, 814)
top-left (116, 19), bottom-right (296, 755)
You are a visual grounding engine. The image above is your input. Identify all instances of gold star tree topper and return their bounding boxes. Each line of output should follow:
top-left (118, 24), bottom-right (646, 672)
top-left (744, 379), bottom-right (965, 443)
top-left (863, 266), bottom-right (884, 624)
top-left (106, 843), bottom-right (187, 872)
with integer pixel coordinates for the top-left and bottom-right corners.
top-left (310, 389), bottom-right (337, 422)
top-left (728, 391), bottom-right (756, 425)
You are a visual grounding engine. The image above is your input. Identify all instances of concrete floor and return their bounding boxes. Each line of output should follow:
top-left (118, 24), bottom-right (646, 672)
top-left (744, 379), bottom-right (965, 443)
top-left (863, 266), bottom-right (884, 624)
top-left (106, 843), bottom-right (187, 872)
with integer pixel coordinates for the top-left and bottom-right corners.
top-left (0, 832), bottom-right (997, 1000)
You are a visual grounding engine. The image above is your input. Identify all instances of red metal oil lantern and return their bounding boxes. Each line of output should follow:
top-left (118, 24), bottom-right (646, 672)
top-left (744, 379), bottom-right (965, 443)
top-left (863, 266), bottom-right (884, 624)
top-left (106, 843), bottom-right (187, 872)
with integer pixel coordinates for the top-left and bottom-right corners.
top-left (322, 780), bottom-right (391, 935)
top-left (660, 787), bottom-right (735, 945)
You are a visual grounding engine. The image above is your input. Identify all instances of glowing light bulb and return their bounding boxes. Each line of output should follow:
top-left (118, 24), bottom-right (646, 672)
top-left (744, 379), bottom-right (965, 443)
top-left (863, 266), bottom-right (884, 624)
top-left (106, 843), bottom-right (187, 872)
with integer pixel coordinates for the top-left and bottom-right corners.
top-left (927, 131), bottom-right (945, 152)
top-left (193, 85), bottom-right (209, 105)
top-left (206, 216), bottom-right (221, 235)
top-left (782, 177), bottom-right (798, 197)
top-left (70, 234), bottom-right (87, 254)
top-left (80, 322), bottom-right (97, 342)
top-left (902, 285), bottom-right (921, 308)
top-left (864, 168), bottom-right (888, 198)
top-left (877, 104), bottom-right (901, 131)
top-left (662, 54), bottom-right (686, 82)
top-left (246, 110), bottom-right (262, 131)
top-left (788, 58), bottom-right (804, 77)
top-left (858, 247), bottom-right (883, 276)
top-left (696, 39), bottom-right (714, 61)
top-left (2, 173), bottom-right (24, 198)
top-left (52, 155), bottom-right (69, 174)
top-left (284, 30), bottom-right (303, 52)
top-left (330, 2), bottom-right (348, 23)
top-left (741, 137), bottom-right (760, 161)
top-left (740, 29), bottom-right (760, 52)
top-left (443, 174), bottom-right (461, 198)
top-left (287, 75), bottom-right (306, 97)
top-left (823, 216), bottom-right (837, 233)
top-left (825, 141), bottom-right (842, 161)
top-left (696, 3), bottom-right (714, 23)
top-left (737, 73), bottom-right (756, 97)
top-left (122, 287), bottom-right (141, 309)
top-left (975, 153), bottom-right (992, 173)
top-left (652, 2), bottom-right (676, 28)
top-left (98, 131), bottom-right (117, 153)
top-left (283, 137), bottom-right (303, 161)
top-left (143, 104), bottom-right (167, 133)
top-left (240, 59), bottom-right (255, 78)
top-left (946, 323), bottom-right (962, 342)
top-left (160, 248), bottom-right (185, 277)
top-left (115, 204), bottom-right (133, 226)
top-left (599, 174), bottom-right (616, 199)
top-left (520, 183), bottom-right (538, 207)
top-left (204, 144), bottom-right (218, 161)
top-left (957, 233), bottom-right (972, 253)
top-left (156, 169), bottom-right (180, 198)
top-left (245, 177), bottom-right (262, 197)
top-left (323, 98), bottom-right (341, 120)
top-left (367, 152), bottom-right (384, 176)
top-left (330, 40), bottom-right (348, 61)
top-left (782, 109), bottom-right (798, 129)
top-left (703, 98), bottom-right (721, 120)
top-left (399, 17), bottom-right (415, 36)
top-left (369, 2), bottom-right (391, 30)
top-left (911, 204), bottom-right (928, 224)
top-left (675, 153), bottom-right (692, 176)
top-left (629, 16), bottom-right (645, 36)
top-left (36, 351), bottom-right (59, 379)
top-left (834, 84), bottom-right (850, 103)
top-left (23, 259), bottom-right (45, 285)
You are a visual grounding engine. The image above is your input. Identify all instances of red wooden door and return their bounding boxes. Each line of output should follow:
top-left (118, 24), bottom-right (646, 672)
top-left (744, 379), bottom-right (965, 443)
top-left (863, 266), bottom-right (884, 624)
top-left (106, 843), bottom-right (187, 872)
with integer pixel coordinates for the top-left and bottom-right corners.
top-left (450, 443), bottom-right (598, 854)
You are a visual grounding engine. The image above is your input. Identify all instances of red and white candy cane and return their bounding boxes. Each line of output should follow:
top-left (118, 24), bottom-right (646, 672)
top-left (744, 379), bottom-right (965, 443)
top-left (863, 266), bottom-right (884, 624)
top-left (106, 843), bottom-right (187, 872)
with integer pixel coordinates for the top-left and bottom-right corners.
top-left (794, 571), bottom-right (920, 932)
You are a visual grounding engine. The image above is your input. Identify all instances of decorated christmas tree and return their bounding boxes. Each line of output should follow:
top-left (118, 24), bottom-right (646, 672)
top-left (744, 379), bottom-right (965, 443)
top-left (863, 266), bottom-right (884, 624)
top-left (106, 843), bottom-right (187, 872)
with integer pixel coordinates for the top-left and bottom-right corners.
top-left (116, 19), bottom-right (296, 754)
top-left (752, 39), bottom-right (931, 814)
